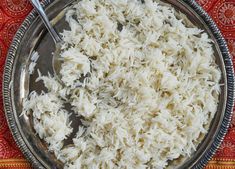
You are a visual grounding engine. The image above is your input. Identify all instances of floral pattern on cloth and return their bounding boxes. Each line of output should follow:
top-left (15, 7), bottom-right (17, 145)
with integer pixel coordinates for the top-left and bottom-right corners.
top-left (0, 0), bottom-right (234, 168)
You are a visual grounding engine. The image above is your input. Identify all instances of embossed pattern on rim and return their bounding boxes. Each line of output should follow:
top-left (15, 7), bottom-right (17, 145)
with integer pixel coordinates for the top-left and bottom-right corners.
top-left (2, 0), bottom-right (235, 168)
top-left (183, 0), bottom-right (235, 168)
top-left (3, 1), bottom-right (51, 168)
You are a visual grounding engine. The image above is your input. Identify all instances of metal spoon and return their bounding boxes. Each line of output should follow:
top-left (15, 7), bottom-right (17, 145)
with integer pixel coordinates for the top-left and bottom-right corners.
top-left (29, 0), bottom-right (62, 81)
top-left (29, 0), bottom-right (83, 143)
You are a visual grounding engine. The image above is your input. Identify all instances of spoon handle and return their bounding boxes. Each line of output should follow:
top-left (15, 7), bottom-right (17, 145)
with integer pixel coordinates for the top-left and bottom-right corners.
top-left (29, 0), bottom-right (62, 43)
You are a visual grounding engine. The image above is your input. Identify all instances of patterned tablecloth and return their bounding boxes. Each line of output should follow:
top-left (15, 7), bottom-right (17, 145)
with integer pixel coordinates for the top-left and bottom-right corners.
top-left (0, 0), bottom-right (234, 168)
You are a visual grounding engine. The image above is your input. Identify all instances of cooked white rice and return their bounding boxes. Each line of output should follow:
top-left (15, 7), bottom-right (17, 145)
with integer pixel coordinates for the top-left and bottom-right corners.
top-left (23, 0), bottom-right (221, 168)
top-left (29, 51), bottom-right (40, 75)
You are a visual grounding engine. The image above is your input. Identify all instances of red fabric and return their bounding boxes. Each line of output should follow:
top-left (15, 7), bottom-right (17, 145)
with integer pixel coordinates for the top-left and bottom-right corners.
top-left (0, 0), bottom-right (234, 168)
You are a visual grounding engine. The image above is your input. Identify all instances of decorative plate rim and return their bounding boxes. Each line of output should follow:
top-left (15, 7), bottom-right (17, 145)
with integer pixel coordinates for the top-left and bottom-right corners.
top-left (183, 0), bottom-right (235, 168)
top-left (2, 0), bottom-right (235, 169)
top-left (3, 1), bottom-right (52, 168)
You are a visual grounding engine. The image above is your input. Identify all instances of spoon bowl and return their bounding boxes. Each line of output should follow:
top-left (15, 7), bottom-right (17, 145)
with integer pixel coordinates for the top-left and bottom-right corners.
top-left (30, 0), bottom-right (63, 82)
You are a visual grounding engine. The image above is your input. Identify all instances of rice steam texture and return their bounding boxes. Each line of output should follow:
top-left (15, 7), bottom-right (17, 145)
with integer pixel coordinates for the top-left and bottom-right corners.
top-left (23, 0), bottom-right (221, 168)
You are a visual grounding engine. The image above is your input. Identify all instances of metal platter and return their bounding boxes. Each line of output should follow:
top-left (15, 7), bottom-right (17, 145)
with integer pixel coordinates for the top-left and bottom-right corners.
top-left (3, 0), bottom-right (235, 168)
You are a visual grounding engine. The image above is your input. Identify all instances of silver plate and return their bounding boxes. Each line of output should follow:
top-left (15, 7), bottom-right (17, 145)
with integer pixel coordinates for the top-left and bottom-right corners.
top-left (3, 0), bottom-right (235, 168)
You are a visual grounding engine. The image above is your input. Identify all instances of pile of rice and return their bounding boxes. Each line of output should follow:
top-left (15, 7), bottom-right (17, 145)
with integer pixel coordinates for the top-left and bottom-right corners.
top-left (23, 0), bottom-right (221, 168)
